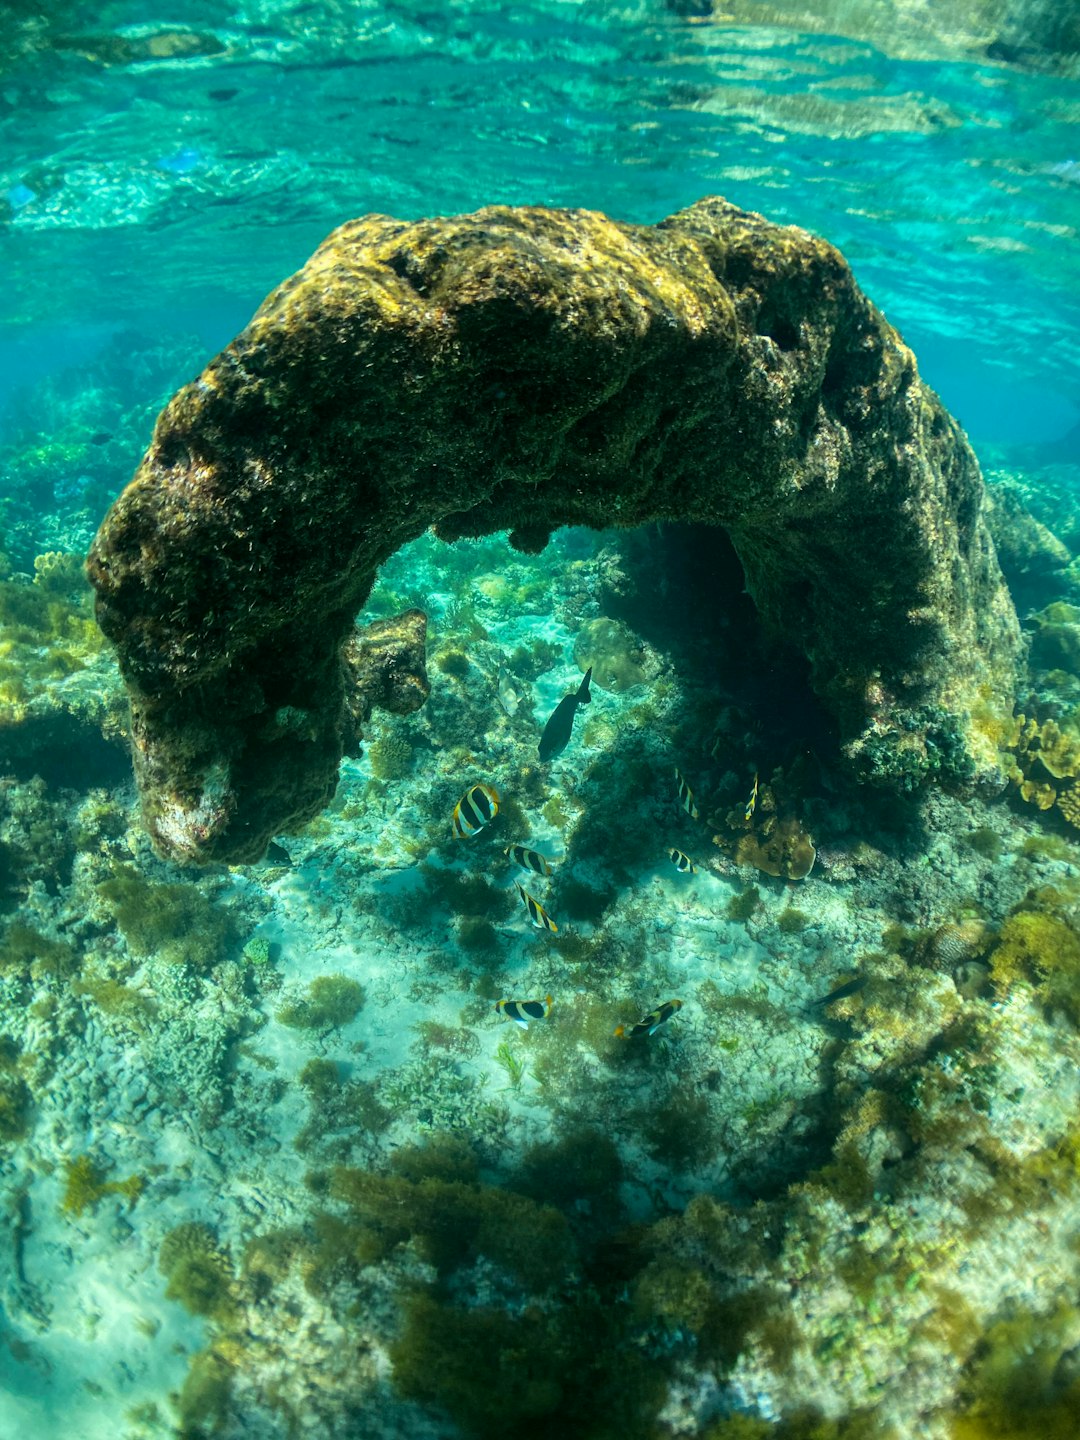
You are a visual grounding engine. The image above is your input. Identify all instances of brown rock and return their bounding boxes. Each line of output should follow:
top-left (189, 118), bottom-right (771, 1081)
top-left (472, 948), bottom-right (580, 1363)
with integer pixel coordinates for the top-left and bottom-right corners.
top-left (87, 198), bottom-right (1021, 863)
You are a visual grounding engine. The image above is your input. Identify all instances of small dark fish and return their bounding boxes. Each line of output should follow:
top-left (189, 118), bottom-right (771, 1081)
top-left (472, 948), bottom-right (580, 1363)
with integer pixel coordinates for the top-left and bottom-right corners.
top-left (615, 998), bottom-right (683, 1039)
top-left (264, 840), bottom-right (292, 867)
top-left (208, 87), bottom-right (239, 102)
top-left (675, 766), bottom-right (699, 820)
top-left (813, 976), bottom-right (867, 1008)
top-left (668, 848), bottom-right (697, 874)
top-left (505, 844), bottom-right (554, 876)
top-left (495, 994), bottom-right (553, 1029)
top-left (538, 666), bottom-right (592, 762)
top-left (452, 783), bottom-right (500, 839)
top-left (516, 883), bottom-right (558, 933)
top-left (89, 431), bottom-right (112, 446)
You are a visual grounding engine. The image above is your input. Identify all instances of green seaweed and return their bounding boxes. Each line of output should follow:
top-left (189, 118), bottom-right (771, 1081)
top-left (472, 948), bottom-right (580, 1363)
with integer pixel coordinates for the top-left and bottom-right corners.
top-left (989, 906), bottom-right (1080, 1024)
top-left (390, 1276), bottom-right (665, 1439)
top-left (97, 865), bottom-right (241, 971)
top-left (389, 1295), bottom-right (566, 1436)
top-left (422, 865), bottom-right (514, 921)
top-left (950, 1303), bottom-right (1080, 1440)
top-left (275, 974), bottom-right (365, 1030)
top-left (0, 922), bottom-right (78, 979)
top-left (493, 1041), bottom-right (526, 1087)
top-left (174, 1350), bottom-right (233, 1434)
top-left (61, 1153), bottom-right (144, 1217)
top-left (72, 972), bottom-right (157, 1028)
top-left (1019, 833), bottom-right (1075, 862)
top-left (967, 827), bottom-right (1004, 860)
top-left (457, 915), bottom-right (498, 952)
top-left (505, 638), bottom-right (561, 681)
top-left (241, 935), bottom-right (273, 966)
top-left (325, 1154), bottom-right (574, 1292)
top-left (512, 1129), bottom-right (624, 1226)
top-left (367, 729), bottom-right (413, 779)
top-left (159, 1222), bottom-right (235, 1322)
top-left (639, 1090), bottom-right (718, 1169)
top-left (293, 1058), bottom-right (391, 1157)
top-left (726, 885), bottom-right (761, 922)
top-left (777, 907), bottom-right (810, 933)
top-left (0, 1069), bottom-right (31, 1142)
top-left (554, 877), bottom-right (616, 925)
top-left (435, 647), bottom-right (471, 678)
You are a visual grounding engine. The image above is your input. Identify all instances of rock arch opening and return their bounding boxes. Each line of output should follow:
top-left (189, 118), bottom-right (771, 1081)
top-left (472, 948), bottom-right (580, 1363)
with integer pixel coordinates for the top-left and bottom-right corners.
top-left (87, 198), bottom-right (1020, 864)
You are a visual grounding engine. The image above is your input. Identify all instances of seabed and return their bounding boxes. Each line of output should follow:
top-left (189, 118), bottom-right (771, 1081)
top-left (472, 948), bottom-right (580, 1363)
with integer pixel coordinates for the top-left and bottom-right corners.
top-left (5, 403), bottom-right (1080, 1439)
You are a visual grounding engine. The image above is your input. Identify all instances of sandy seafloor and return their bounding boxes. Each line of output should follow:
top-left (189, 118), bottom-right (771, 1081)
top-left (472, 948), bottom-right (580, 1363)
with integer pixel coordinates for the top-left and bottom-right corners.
top-left (5, 478), bottom-right (1080, 1440)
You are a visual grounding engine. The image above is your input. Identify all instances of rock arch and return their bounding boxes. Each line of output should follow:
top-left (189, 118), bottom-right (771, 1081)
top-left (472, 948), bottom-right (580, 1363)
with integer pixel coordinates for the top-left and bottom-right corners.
top-left (87, 197), bottom-right (1020, 864)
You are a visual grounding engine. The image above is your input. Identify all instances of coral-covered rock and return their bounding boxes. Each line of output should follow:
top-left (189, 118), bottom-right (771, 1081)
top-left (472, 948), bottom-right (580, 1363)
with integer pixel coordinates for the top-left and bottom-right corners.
top-left (734, 815), bottom-right (817, 880)
top-left (572, 616), bottom-right (655, 693)
top-left (87, 198), bottom-right (1020, 863)
top-left (985, 481), bottom-right (1073, 609)
top-left (342, 607), bottom-right (429, 749)
top-left (0, 557), bottom-right (128, 780)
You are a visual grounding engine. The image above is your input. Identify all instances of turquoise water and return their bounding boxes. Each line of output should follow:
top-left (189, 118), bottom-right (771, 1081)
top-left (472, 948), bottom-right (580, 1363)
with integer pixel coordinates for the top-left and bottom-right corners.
top-left (3, 3), bottom-right (1080, 1438)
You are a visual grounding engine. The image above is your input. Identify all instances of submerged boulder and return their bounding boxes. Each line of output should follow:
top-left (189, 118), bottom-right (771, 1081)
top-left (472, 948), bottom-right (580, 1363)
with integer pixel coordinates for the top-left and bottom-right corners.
top-left (87, 197), bottom-right (1020, 864)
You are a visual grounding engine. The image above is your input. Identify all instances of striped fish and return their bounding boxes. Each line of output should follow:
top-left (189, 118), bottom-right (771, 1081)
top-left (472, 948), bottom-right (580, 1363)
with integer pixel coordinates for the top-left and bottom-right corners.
top-left (495, 995), bottom-right (553, 1029)
top-left (452, 783), bottom-right (500, 839)
top-left (669, 848), bottom-right (697, 874)
top-left (516, 883), bottom-right (558, 933)
top-left (505, 844), bottom-right (555, 876)
top-left (615, 998), bottom-right (683, 1039)
top-left (675, 766), bottom-right (699, 820)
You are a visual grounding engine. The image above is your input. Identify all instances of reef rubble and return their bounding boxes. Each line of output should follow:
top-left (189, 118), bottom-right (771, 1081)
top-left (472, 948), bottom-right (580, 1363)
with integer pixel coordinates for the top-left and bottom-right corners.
top-left (88, 196), bottom-right (1021, 864)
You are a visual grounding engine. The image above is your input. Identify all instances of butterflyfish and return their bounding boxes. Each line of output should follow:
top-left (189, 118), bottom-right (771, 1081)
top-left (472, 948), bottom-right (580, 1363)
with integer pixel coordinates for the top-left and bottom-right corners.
top-left (669, 848), bottom-right (698, 874)
top-left (614, 998), bottom-right (683, 1039)
top-left (495, 995), bottom-right (553, 1029)
top-left (516, 883), bottom-right (558, 933)
top-left (675, 766), bottom-right (699, 820)
top-left (452, 783), bottom-right (500, 839)
top-left (744, 771), bottom-right (759, 822)
top-left (538, 666), bottom-right (593, 762)
top-left (505, 844), bottom-right (555, 876)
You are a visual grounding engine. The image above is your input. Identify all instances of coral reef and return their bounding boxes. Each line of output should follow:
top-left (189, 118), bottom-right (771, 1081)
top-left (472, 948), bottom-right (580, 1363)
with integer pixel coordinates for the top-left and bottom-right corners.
top-left (87, 198), bottom-right (1019, 863)
top-left (1004, 713), bottom-right (1080, 831)
top-left (572, 616), bottom-right (656, 692)
top-left (96, 863), bottom-right (242, 971)
top-left (341, 607), bottom-right (430, 745)
top-left (0, 553), bottom-right (127, 779)
top-left (735, 815), bottom-right (816, 880)
top-left (984, 482), bottom-right (1074, 611)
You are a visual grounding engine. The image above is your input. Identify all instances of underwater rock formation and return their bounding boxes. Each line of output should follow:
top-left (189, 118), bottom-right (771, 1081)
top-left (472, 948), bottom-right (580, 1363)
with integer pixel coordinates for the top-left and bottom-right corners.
top-left (88, 197), bottom-right (1020, 863)
top-left (342, 608), bottom-right (429, 739)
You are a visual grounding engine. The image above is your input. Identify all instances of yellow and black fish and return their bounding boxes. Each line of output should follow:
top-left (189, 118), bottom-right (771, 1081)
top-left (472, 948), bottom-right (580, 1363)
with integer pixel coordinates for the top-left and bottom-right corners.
top-left (675, 766), bottom-right (699, 820)
top-left (505, 844), bottom-right (555, 876)
top-left (516, 883), bottom-right (558, 933)
top-left (744, 770), bottom-right (759, 822)
top-left (614, 998), bottom-right (683, 1039)
top-left (669, 848), bottom-right (697, 874)
top-left (495, 994), bottom-right (553, 1029)
top-left (452, 783), bottom-right (500, 839)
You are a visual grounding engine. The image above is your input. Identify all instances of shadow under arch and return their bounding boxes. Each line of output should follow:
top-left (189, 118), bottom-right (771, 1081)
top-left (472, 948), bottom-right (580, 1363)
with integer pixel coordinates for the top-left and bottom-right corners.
top-left (87, 197), bottom-right (1020, 864)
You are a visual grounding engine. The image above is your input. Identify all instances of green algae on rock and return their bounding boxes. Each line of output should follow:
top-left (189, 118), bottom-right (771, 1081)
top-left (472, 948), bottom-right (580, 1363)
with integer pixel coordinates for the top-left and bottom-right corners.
top-left (87, 198), bottom-right (1020, 864)
top-left (0, 553), bottom-right (127, 780)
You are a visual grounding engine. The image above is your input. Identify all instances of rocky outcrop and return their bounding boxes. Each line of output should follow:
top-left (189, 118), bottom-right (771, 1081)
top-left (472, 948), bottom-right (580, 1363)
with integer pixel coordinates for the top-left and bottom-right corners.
top-left (87, 197), bottom-right (1021, 863)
